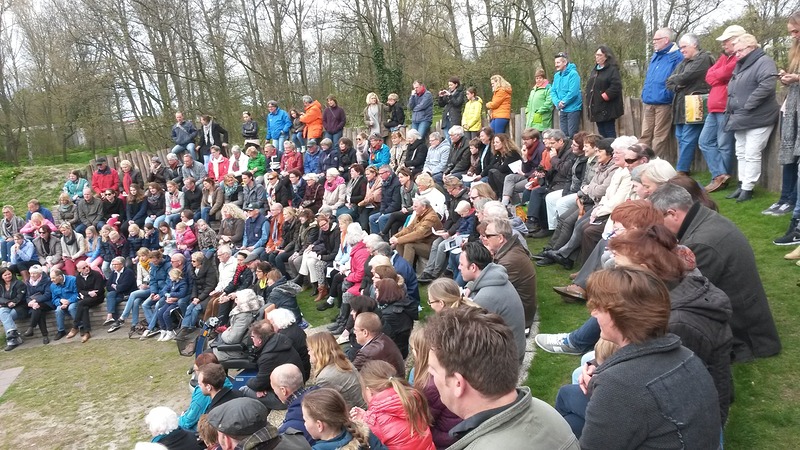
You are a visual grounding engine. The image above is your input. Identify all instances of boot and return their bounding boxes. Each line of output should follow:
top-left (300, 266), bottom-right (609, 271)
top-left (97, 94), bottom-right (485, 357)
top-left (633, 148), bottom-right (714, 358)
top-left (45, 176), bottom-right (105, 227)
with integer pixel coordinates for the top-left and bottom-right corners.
top-left (291, 274), bottom-right (306, 286)
top-left (310, 282), bottom-right (319, 297)
top-left (725, 182), bottom-right (742, 199)
top-left (23, 327), bottom-right (34, 337)
top-left (315, 284), bottom-right (329, 302)
top-left (4, 330), bottom-right (22, 351)
top-left (736, 189), bottom-right (753, 203)
top-left (328, 303), bottom-right (350, 332)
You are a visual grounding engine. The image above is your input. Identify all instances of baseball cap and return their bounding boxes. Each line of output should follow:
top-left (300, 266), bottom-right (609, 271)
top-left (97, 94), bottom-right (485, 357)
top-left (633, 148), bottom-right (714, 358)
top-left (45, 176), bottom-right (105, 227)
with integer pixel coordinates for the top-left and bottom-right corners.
top-left (207, 397), bottom-right (273, 436)
top-left (307, 139), bottom-right (318, 146)
top-left (717, 25), bottom-right (746, 41)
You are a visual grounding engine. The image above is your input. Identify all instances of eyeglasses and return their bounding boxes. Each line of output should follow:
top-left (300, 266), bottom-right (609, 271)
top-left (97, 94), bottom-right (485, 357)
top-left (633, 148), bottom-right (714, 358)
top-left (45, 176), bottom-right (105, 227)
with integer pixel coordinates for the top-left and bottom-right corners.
top-left (378, 171), bottom-right (389, 175)
top-left (652, 36), bottom-right (667, 42)
top-left (481, 233), bottom-right (499, 239)
top-left (624, 157), bottom-right (641, 164)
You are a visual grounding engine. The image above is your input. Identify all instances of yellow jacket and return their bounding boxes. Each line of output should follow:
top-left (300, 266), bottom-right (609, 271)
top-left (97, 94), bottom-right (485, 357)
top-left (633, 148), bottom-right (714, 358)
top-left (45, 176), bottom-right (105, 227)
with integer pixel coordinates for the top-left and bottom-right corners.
top-left (462, 97), bottom-right (484, 132)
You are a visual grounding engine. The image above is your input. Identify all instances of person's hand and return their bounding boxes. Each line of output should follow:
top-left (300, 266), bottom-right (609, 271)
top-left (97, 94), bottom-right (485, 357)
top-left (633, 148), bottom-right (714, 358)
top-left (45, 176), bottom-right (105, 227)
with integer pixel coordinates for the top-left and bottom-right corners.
top-left (152, 294), bottom-right (161, 301)
top-left (167, 297), bottom-right (177, 304)
top-left (139, 284), bottom-right (148, 290)
top-left (256, 390), bottom-right (267, 398)
top-left (579, 362), bottom-right (596, 395)
top-left (350, 407), bottom-right (366, 421)
top-left (60, 299), bottom-right (70, 306)
top-left (389, 237), bottom-right (398, 245)
top-left (89, 290), bottom-right (98, 297)
top-left (7, 302), bottom-right (14, 308)
top-left (192, 298), bottom-right (200, 305)
top-left (558, 101), bottom-right (565, 110)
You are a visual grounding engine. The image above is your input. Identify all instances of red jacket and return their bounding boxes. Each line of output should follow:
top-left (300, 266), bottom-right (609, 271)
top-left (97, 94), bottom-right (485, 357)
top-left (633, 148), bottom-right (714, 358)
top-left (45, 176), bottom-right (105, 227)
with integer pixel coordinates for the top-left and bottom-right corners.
top-left (363, 388), bottom-right (436, 450)
top-left (92, 168), bottom-right (120, 195)
top-left (705, 52), bottom-right (737, 113)
top-left (346, 242), bottom-right (369, 294)
top-left (208, 157), bottom-right (229, 182)
top-left (281, 151), bottom-right (304, 173)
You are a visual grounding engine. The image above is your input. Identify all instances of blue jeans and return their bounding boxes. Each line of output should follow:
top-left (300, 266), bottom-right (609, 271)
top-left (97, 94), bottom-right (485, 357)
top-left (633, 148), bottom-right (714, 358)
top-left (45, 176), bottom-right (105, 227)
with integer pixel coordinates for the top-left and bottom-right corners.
top-left (157, 302), bottom-right (181, 331)
top-left (0, 306), bottom-right (18, 332)
top-left (0, 240), bottom-right (12, 262)
top-left (698, 112), bottom-right (736, 177)
top-left (369, 212), bottom-right (391, 234)
top-left (595, 120), bottom-right (617, 138)
top-left (559, 110), bottom-right (581, 138)
top-left (181, 302), bottom-right (203, 328)
top-left (324, 131), bottom-right (343, 149)
top-left (121, 289), bottom-right (149, 324)
top-left (292, 132), bottom-right (306, 151)
top-left (143, 297), bottom-right (166, 330)
top-left (74, 224), bottom-right (87, 235)
top-left (106, 291), bottom-right (123, 319)
top-left (779, 157), bottom-right (799, 206)
top-left (491, 118), bottom-right (509, 135)
top-left (567, 316), bottom-right (600, 353)
top-left (270, 135), bottom-right (287, 156)
top-left (555, 384), bottom-right (590, 439)
top-left (55, 303), bottom-right (78, 332)
top-left (171, 143), bottom-right (197, 160)
top-left (675, 123), bottom-right (703, 173)
top-left (200, 207), bottom-right (212, 223)
top-left (411, 121), bottom-right (432, 139)
top-left (336, 205), bottom-right (358, 222)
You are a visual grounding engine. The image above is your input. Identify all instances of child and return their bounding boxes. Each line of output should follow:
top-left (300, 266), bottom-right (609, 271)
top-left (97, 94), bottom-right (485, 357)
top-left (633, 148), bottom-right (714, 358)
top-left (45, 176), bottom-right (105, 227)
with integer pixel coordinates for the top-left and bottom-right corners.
top-left (155, 268), bottom-right (187, 341)
top-left (158, 222), bottom-right (176, 256)
top-left (142, 223), bottom-right (160, 250)
top-left (465, 138), bottom-right (482, 180)
top-left (127, 223), bottom-right (145, 257)
top-left (84, 226), bottom-right (104, 272)
top-left (349, 360), bottom-right (435, 450)
top-left (453, 200), bottom-right (477, 241)
top-left (195, 219), bottom-right (218, 260)
top-left (302, 388), bottom-right (385, 450)
top-left (174, 222), bottom-right (197, 259)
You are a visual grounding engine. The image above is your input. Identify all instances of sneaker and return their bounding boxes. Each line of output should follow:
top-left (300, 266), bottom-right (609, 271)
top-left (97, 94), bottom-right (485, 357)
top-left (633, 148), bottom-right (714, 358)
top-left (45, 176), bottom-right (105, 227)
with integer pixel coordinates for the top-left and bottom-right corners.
top-left (156, 330), bottom-right (168, 341)
top-left (534, 333), bottom-right (582, 355)
top-left (761, 202), bottom-right (783, 215)
top-left (773, 203), bottom-right (793, 216)
top-left (163, 330), bottom-right (177, 341)
top-left (102, 318), bottom-right (115, 326)
top-left (773, 230), bottom-right (800, 246)
top-left (107, 321), bottom-right (122, 333)
top-left (140, 329), bottom-right (158, 340)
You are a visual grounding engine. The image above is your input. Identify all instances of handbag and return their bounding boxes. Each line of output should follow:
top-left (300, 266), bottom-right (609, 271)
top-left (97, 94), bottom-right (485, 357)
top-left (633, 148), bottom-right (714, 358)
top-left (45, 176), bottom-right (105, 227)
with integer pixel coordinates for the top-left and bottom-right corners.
top-left (685, 93), bottom-right (709, 124)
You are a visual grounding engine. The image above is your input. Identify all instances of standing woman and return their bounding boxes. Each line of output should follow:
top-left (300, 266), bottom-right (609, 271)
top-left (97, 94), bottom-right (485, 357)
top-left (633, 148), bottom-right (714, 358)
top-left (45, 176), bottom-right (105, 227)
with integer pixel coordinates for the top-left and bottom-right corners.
top-left (725, 34), bottom-right (780, 203)
top-left (776, 13), bottom-right (800, 248)
top-left (364, 92), bottom-right (387, 139)
top-left (585, 46), bottom-right (624, 138)
top-left (241, 111), bottom-right (260, 146)
top-left (486, 75), bottom-right (512, 134)
top-left (461, 87), bottom-right (484, 141)
top-left (526, 69), bottom-right (554, 131)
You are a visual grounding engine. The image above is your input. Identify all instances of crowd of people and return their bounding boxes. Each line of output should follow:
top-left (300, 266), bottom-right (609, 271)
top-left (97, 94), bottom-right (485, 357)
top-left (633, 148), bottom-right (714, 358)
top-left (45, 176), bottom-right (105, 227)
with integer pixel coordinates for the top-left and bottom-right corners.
top-left (1, 19), bottom-right (796, 450)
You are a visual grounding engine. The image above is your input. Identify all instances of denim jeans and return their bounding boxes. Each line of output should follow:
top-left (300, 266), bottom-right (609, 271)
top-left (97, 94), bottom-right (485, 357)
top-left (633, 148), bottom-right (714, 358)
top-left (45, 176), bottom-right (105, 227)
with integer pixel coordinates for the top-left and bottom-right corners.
top-left (157, 302), bottom-right (181, 331)
top-left (55, 303), bottom-right (78, 332)
top-left (567, 316), bottom-right (600, 353)
top-left (779, 157), bottom-right (799, 206)
top-left (271, 135), bottom-right (287, 157)
top-left (200, 207), bottom-right (212, 223)
top-left (490, 118), bottom-right (509, 135)
top-left (595, 120), bottom-right (616, 138)
top-left (121, 289), bottom-right (149, 325)
top-left (181, 302), bottom-right (204, 328)
top-left (369, 212), bottom-right (391, 234)
top-left (324, 131), bottom-right (343, 149)
top-left (0, 240), bottom-right (12, 262)
top-left (143, 297), bottom-right (166, 330)
top-left (171, 143), bottom-right (197, 160)
top-left (292, 132), bottom-right (306, 151)
top-left (555, 384), bottom-right (590, 439)
top-left (411, 121), bottom-right (432, 140)
top-left (0, 306), bottom-right (18, 332)
top-left (106, 291), bottom-right (123, 319)
top-left (698, 112), bottom-right (735, 177)
top-left (559, 110), bottom-right (581, 138)
top-left (675, 123), bottom-right (703, 173)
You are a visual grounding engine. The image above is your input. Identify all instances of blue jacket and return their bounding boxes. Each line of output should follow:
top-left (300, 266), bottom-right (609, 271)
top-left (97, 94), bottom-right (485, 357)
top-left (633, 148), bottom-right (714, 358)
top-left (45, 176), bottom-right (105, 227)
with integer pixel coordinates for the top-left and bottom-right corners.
top-left (408, 89), bottom-right (434, 123)
top-left (642, 42), bottom-right (684, 105)
top-left (50, 276), bottom-right (79, 308)
top-left (320, 147), bottom-right (339, 173)
top-left (280, 386), bottom-right (319, 445)
top-left (304, 149), bottom-right (322, 174)
top-left (244, 213), bottom-right (270, 248)
top-left (266, 108), bottom-right (292, 140)
top-left (172, 120), bottom-right (197, 146)
top-left (379, 173), bottom-right (402, 214)
top-left (313, 429), bottom-right (387, 450)
top-left (391, 251), bottom-right (420, 313)
top-left (551, 62), bottom-right (583, 113)
top-left (165, 278), bottom-right (189, 300)
top-left (26, 206), bottom-right (54, 223)
top-left (369, 144), bottom-right (391, 169)
top-left (11, 240), bottom-right (37, 264)
top-left (149, 259), bottom-right (171, 297)
top-left (179, 378), bottom-right (233, 431)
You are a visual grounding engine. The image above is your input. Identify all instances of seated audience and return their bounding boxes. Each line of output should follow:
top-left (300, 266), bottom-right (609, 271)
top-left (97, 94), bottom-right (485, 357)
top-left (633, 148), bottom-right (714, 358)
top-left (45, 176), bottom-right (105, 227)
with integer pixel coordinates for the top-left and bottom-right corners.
top-left (351, 312), bottom-right (405, 377)
top-left (306, 331), bottom-right (366, 409)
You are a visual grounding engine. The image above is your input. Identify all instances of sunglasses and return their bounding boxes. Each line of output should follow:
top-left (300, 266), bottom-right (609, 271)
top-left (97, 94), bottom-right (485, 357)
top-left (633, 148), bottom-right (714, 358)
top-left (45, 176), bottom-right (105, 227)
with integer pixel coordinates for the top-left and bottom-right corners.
top-left (624, 157), bottom-right (641, 164)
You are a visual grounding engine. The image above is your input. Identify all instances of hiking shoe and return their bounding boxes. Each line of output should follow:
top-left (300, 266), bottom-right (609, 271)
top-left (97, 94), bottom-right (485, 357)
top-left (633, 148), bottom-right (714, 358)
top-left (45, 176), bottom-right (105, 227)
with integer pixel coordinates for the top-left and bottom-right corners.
top-left (773, 229), bottom-right (800, 246)
top-left (534, 333), bottom-right (582, 355)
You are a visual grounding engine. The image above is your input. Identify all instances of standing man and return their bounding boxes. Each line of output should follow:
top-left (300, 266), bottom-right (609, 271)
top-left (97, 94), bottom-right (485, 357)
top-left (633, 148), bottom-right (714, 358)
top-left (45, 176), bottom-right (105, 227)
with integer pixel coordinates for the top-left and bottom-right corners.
top-left (170, 111), bottom-right (198, 160)
top-left (700, 25), bottom-right (745, 193)
top-left (551, 52), bottom-right (583, 139)
top-left (641, 28), bottom-right (684, 156)
top-left (197, 114), bottom-right (229, 165)
top-left (425, 308), bottom-right (579, 448)
top-left (666, 33), bottom-right (714, 176)
top-left (322, 95), bottom-right (347, 148)
top-left (408, 80), bottom-right (434, 139)
top-left (438, 76), bottom-right (466, 136)
top-left (266, 100), bottom-right (292, 153)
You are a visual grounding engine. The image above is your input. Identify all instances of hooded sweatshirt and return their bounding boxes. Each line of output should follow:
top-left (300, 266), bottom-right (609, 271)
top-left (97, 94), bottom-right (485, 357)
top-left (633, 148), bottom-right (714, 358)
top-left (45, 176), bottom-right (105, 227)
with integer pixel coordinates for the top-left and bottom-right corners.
top-left (468, 263), bottom-right (526, 362)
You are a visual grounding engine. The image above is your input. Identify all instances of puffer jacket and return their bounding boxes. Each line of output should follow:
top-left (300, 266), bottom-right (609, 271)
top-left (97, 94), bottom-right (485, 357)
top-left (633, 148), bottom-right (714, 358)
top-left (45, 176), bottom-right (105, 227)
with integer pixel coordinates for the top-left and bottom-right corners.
top-left (461, 96), bottom-right (483, 132)
top-left (725, 47), bottom-right (780, 131)
top-left (301, 100), bottom-right (324, 139)
top-left (486, 86), bottom-right (512, 119)
top-left (666, 49), bottom-right (714, 124)
top-left (669, 273), bottom-right (733, 425)
top-left (526, 83), bottom-right (553, 130)
top-left (641, 42), bottom-right (684, 105)
top-left (363, 387), bottom-right (435, 450)
top-left (580, 159), bottom-right (619, 203)
top-left (551, 62), bottom-right (583, 112)
top-left (345, 242), bottom-right (369, 293)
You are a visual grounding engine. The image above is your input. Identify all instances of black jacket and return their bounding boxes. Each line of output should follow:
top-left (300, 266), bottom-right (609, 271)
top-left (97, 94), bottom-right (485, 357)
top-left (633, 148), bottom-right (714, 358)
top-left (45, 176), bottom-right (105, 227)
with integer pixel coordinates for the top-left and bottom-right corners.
top-left (345, 175), bottom-right (367, 205)
top-left (279, 323), bottom-right (311, 382)
top-left (206, 387), bottom-right (243, 414)
top-left (279, 218), bottom-right (300, 252)
top-left (545, 141), bottom-right (575, 192)
top-left (438, 86), bottom-right (466, 127)
top-left (191, 258), bottom-right (219, 306)
top-left (443, 188), bottom-right (470, 235)
top-left (444, 136), bottom-right (471, 175)
top-left (247, 332), bottom-right (303, 392)
top-left (107, 268), bottom-right (136, 297)
top-left (339, 147), bottom-right (358, 173)
top-left (384, 102), bottom-right (406, 129)
top-left (379, 174), bottom-right (402, 214)
top-left (666, 50), bottom-right (714, 124)
top-left (404, 139), bottom-right (428, 175)
top-left (76, 270), bottom-right (106, 301)
top-left (585, 64), bottom-right (624, 122)
top-left (198, 121), bottom-right (229, 156)
top-left (311, 222), bottom-right (340, 262)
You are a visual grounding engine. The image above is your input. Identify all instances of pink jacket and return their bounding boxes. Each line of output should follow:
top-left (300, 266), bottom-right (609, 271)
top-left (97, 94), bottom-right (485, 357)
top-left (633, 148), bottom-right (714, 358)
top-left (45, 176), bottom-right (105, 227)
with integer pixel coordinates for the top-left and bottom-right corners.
top-left (346, 242), bottom-right (369, 295)
top-left (364, 388), bottom-right (435, 450)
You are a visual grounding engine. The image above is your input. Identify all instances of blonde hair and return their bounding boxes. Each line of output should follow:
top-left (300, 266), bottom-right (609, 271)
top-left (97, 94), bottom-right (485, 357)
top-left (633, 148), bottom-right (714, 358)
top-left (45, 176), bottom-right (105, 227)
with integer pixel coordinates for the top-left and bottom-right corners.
top-left (59, 192), bottom-right (71, 204)
top-left (490, 74), bottom-right (512, 90)
top-left (428, 278), bottom-right (480, 309)
top-left (409, 326), bottom-right (431, 390)
top-left (302, 389), bottom-right (371, 449)
top-left (129, 223), bottom-right (144, 238)
top-left (360, 360), bottom-right (431, 436)
top-left (790, 11), bottom-right (800, 73)
top-left (307, 332), bottom-right (357, 379)
top-left (169, 268), bottom-right (183, 280)
top-left (366, 92), bottom-right (379, 104)
top-left (594, 338), bottom-right (619, 365)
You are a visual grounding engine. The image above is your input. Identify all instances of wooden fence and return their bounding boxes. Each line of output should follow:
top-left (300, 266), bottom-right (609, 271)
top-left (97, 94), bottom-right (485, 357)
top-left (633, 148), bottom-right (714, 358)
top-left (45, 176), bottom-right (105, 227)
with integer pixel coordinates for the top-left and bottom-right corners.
top-left (88, 96), bottom-right (784, 192)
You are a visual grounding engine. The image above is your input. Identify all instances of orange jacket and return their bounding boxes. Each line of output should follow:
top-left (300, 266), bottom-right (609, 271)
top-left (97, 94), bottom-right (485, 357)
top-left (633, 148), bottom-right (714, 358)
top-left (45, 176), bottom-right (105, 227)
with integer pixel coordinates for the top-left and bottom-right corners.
top-left (486, 86), bottom-right (512, 119)
top-left (300, 100), bottom-right (324, 139)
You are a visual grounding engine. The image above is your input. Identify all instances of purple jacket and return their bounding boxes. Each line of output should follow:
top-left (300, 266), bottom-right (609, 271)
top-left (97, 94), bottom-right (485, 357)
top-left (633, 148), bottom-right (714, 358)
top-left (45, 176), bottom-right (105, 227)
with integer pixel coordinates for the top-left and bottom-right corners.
top-left (322, 106), bottom-right (347, 133)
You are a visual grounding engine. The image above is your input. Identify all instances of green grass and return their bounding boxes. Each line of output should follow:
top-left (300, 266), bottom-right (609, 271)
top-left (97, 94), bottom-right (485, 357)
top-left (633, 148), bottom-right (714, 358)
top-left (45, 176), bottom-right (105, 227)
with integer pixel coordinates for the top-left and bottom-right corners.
top-left (524, 173), bottom-right (800, 448)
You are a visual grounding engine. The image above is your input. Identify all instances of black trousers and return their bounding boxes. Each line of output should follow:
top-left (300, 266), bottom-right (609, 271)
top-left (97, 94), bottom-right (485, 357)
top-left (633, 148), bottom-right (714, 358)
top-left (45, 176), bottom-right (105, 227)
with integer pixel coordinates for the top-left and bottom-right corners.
top-left (75, 296), bottom-right (104, 332)
top-left (29, 300), bottom-right (55, 335)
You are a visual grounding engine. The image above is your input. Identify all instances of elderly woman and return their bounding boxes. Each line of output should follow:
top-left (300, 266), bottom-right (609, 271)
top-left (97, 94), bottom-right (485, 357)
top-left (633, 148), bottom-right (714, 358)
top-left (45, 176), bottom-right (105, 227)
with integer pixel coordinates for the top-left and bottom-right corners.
top-left (322, 168), bottom-right (347, 211)
top-left (217, 203), bottom-right (246, 249)
top-left (212, 288), bottom-right (264, 362)
top-left (666, 33), bottom-right (714, 176)
top-left (267, 307), bottom-right (311, 381)
top-left (724, 33), bottom-right (781, 203)
top-left (317, 215), bottom-right (353, 311)
top-left (319, 222), bottom-right (365, 313)
top-left (389, 197), bottom-right (443, 266)
top-left (403, 128), bottom-right (428, 177)
top-left (143, 406), bottom-right (197, 449)
top-left (22, 265), bottom-right (53, 344)
top-left (577, 267), bottom-right (721, 448)
top-left (300, 174), bottom-right (324, 213)
top-left (118, 159), bottom-right (144, 198)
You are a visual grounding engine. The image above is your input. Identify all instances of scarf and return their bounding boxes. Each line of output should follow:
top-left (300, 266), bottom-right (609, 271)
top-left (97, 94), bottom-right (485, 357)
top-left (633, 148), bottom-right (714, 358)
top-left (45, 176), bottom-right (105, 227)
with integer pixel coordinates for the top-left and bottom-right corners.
top-left (204, 121), bottom-right (215, 146)
top-left (147, 193), bottom-right (161, 206)
top-left (63, 230), bottom-right (77, 247)
top-left (535, 79), bottom-right (549, 88)
top-left (223, 183), bottom-right (238, 199)
top-left (232, 264), bottom-right (247, 287)
top-left (28, 276), bottom-right (42, 287)
top-left (140, 260), bottom-right (151, 273)
top-left (325, 176), bottom-right (345, 192)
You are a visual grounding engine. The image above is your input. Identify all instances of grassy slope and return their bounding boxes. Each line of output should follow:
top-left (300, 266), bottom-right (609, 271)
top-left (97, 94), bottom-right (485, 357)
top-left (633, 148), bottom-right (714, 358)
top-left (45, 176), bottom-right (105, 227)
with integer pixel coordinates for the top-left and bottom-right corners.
top-left (525, 176), bottom-right (800, 448)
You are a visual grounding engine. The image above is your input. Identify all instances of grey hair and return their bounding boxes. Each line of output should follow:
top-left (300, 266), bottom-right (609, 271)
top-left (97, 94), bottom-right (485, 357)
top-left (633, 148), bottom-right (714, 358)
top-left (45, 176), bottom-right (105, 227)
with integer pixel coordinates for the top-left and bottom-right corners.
top-left (657, 27), bottom-right (677, 42)
top-left (641, 159), bottom-right (677, 184)
top-left (448, 125), bottom-right (465, 136)
top-left (326, 167), bottom-right (340, 177)
top-left (372, 241), bottom-right (393, 257)
top-left (145, 407), bottom-right (179, 437)
top-left (487, 217), bottom-right (513, 238)
top-left (363, 234), bottom-right (384, 249)
top-left (267, 100), bottom-right (278, 107)
top-left (649, 184), bottom-right (694, 212)
top-left (679, 33), bottom-right (700, 48)
top-left (610, 135), bottom-right (639, 151)
top-left (345, 223), bottom-right (366, 246)
top-left (267, 308), bottom-right (297, 329)
top-left (217, 245), bottom-right (232, 256)
top-left (429, 131), bottom-right (443, 142)
top-left (283, 141), bottom-right (296, 150)
top-left (406, 129), bottom-right (422, 140)
top-left (112, 256), bottom-right (126, 265)
top-left (630, 163), bottom-right (648, 183)
top-left (302, 95), bottom-right (313, 103)
top-left (474, 197), bottom-right (491, 212)
top-left (413, 196), bottom-right (432, 208)
top-left (483, 200), bottom-right (509, 221)
top-left (320, 138), bottom-right (333, 147)
top-left (369, 254), bottom-right (392, 267)
top-left (270, 363), bottom-right (304, 392)
top-left (542, 129), bottom-right (566, 141)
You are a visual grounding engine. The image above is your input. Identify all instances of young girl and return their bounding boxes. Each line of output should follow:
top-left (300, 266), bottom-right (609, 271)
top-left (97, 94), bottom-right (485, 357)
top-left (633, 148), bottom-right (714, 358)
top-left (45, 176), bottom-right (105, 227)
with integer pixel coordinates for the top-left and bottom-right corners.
top-left (350, 360), bottom-right (435, 450)
top-left (158, 222), bottom-right (176, 256)
top-left (174, 222), bottom-right (197, 259)
top-left (156, 268), bottom-right (187, 342)
top-left (85, 226), bottom-right (104, 271)
top-left (408, 327), bottom-right (461, 449)
top-left (303, 388), bottom-right (386, 450)
top-left (127, 223), bottom-right (145, 256)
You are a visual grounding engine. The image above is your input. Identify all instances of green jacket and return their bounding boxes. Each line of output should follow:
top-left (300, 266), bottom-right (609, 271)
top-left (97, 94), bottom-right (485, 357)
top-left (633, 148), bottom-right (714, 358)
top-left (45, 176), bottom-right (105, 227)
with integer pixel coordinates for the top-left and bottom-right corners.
top-left (525, 84), bottom-right (553, 131)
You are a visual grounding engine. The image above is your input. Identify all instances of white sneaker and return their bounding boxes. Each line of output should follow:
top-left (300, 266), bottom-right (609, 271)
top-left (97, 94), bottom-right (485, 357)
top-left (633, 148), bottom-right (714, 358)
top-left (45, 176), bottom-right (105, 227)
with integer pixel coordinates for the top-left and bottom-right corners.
top-left (156, 330), bottom-right (167, 341)
top-left (534, 333), bottom-right (582, 355)
top-left (163, 330), bottom-right (177, 341)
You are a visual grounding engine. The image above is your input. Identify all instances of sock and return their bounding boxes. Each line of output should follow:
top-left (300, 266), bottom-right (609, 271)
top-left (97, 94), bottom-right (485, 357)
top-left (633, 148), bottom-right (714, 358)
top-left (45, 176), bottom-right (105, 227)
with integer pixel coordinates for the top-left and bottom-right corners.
top-left (327, 297), bottom-right (335, 305)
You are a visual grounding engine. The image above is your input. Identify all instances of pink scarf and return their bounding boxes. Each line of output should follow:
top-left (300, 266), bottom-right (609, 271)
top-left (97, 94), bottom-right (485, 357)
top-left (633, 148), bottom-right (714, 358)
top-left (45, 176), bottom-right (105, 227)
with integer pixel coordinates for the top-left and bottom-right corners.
top-left (325, 176), bottom-right (345, 192)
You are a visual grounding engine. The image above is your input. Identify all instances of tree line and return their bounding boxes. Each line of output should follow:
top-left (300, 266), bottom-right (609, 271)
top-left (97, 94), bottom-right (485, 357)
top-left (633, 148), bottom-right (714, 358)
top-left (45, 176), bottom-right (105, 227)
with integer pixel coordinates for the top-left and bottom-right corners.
top-left (0, 0), bottom-right (796, 164)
